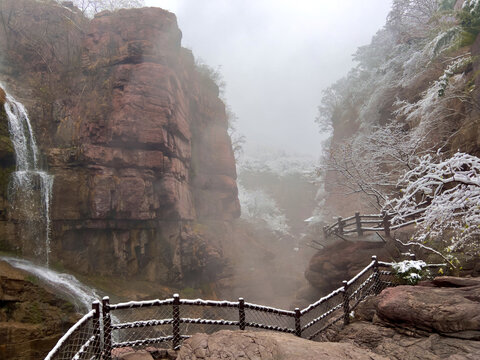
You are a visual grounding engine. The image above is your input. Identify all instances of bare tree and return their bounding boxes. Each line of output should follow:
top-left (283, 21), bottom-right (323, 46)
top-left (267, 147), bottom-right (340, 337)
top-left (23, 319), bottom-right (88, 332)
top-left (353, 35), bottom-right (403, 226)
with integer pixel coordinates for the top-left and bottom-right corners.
top-left (67, 0), bottom-right (145, 17)
top-left (321, 122), bottom-right (428, 210)
top-left (387, 0), bottom-right (441, 40)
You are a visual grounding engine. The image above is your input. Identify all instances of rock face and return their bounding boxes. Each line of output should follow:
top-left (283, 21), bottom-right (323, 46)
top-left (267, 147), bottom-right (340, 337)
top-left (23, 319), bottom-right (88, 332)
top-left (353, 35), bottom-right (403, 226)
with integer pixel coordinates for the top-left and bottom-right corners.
top-left (176, 330), bottom-right (388, 360)
top-left (0, 0), bottom-right (240, 287)
top-left (0, 261), bottom-right (78, 360)
top-left (301, 239), bottom-right (397, 302)
top-left (375, 283), bottom-right (480, 336)
top-left (336, 277), bottom-right (480, 359)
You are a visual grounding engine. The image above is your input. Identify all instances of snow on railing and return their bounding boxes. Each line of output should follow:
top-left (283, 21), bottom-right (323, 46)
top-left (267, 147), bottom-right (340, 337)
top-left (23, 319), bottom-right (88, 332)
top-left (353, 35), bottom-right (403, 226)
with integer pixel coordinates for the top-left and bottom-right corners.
top-left (45, 301), bottom-right (101, 360)
top-left (323, 206), bottom-right (429, 239)
top-left (45, 257), bottom-right (442, 360)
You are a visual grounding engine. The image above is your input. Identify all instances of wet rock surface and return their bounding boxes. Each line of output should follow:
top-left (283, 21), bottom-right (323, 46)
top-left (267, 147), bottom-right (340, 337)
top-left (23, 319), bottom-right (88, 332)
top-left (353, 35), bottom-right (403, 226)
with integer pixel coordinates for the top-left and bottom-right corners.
top-left (335, 276), bottom-right (480, 359)
top-left (175, 330), bottom-right (388, 360)
top-left (302, 239), bottom-right (396, 301)
top-left (0, 261), bottom-right (78, 360)
top-left (0, 0), bottom-right (240, 287)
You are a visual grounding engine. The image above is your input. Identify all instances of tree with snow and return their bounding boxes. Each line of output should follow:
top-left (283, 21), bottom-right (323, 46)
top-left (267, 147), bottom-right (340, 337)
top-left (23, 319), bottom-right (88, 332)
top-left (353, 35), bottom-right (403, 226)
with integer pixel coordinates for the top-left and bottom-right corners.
top-left (385, 152), bottom-right (480, 255)
top-left (321, 122), bottom-right (428, 210)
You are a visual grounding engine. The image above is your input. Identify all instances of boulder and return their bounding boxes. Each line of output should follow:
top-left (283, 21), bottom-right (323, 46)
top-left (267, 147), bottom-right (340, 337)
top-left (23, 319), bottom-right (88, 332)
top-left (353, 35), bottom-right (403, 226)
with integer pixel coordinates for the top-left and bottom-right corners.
top-left (305, 239), bottom-right (395, 295)
top-left (337, 321), bottom-right (480, 360)
top-left (176, 330), bottom-right (388, 360)
top-left (375, 282), bottom-right (480, 336)
top-left (334, 276), bottom-right (480, 359)
top-left (0, 261), bottom-right (78, 360)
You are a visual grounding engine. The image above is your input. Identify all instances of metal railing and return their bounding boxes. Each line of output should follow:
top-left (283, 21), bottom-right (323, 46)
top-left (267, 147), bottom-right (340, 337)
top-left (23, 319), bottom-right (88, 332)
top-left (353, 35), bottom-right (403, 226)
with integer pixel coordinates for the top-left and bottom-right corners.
top-left (44, 301), bottom-right (102, 360)
top-left (44, 256), bottom-right (414, 360)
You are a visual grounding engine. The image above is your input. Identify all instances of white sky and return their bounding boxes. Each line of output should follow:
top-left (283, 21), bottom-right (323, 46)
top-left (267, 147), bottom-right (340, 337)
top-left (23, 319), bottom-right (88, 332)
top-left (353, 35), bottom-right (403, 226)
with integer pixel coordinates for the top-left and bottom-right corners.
top-left (145, 0), bottom-right (393, 156)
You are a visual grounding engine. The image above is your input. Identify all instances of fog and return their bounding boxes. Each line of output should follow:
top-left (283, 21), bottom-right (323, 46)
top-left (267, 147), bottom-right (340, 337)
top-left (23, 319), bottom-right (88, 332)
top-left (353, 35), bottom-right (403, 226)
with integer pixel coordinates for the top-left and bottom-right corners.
top-left (146, 0), bottom-right (393, 155)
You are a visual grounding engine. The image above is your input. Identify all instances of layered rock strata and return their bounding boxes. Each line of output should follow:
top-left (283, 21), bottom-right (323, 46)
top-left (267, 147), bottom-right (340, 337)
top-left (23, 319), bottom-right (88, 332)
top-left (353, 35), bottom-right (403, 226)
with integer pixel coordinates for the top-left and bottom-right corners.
top-left (337, 276), bottom-right (480, 359)
top-left (0, 0), bottom-right (240, 287)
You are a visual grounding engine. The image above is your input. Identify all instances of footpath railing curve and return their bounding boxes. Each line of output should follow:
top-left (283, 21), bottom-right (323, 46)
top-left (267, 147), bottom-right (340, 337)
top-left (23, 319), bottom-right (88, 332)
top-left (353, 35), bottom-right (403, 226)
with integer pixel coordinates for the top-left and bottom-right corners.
top-left (44, 256), bottom-right (439, 360)
top-left (323, 206), bottom-right (428, 239)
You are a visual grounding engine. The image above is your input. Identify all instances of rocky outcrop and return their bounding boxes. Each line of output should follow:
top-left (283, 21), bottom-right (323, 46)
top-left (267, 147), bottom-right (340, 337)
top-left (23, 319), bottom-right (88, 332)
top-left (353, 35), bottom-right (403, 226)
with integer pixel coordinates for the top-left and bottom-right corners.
top-left (336, 276), bottom-right (480, 359)
top-left (0, 261), bottom-right (78, 360)
top-left (375, 281), bottom-right (480, 337)
top-left (300, 239), bottom-right (397, 303)
top-left (338, 322), bottom-right (480, 360)
top-left (175, 330), bottom-right (388, 360)
top-left (0, 0), bottom-right (240, 288)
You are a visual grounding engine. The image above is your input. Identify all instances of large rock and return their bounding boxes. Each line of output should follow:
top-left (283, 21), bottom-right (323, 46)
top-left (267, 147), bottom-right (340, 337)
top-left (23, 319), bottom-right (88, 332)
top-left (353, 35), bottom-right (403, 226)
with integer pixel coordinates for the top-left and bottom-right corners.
top-left (304, 239), bottom-right (396, 297)
top-left (375, 280), bottom-right (480, 336)
top-left (337, 322), bottom-right (480, 360)
top-left (176, 330), bottom-right (388, 360)
top-left (335, 276), bottom-right (480, 359)
top-left (0, 261), bottom-right (78, 360)
top-left (0, 0), bottom-right (240, 287)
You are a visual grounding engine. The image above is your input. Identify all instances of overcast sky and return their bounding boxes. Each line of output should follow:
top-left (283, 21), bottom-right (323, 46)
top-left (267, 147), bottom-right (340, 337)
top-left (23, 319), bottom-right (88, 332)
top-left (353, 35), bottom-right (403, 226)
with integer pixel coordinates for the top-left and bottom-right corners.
top-left (145, 0), bottom-right (393, 156)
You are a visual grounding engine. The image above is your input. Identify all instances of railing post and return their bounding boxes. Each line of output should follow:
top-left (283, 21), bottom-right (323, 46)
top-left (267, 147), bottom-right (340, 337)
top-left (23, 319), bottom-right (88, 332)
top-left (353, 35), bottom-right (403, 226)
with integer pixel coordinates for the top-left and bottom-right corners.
top-left (337, 217), bottom-right (344, 236)
top-left (342, 280), bottom-right (350, 326)
top-left (355, 212), bottom-right (363, 236)
top-left (323, 225), bottom-right (328, 238)
top-left (294, 308), bottom-right (302, 337)
top-left (92, 301), bottom-right (101, 357)
top-left (238, 298), bottom-right (246, 330)
top-left (372, 255), bottom-right (380, 294)
top-left (382, 211), bottom-right (391, 238)
top-left (102, 296), bottom-right (112, 360)
top-left (172, 294), bottom-right (181, 350)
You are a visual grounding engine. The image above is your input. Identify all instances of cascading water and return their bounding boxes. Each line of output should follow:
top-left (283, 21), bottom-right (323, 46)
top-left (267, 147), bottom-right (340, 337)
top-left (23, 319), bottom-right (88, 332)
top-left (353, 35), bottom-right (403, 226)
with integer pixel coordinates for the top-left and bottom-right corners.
top-left (1, 256), bottom-right (99, 312)
top-left (3, 88), bottom-right (54, 266)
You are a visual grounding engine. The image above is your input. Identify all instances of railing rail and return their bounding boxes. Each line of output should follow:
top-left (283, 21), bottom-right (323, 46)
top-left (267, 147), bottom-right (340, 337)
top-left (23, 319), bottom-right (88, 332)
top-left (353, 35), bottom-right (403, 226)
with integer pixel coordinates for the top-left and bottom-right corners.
top-left (44, 301), bottom-right (102, 360)
top-left (45, 257), bottom-right (442, 360)
top-left (323, 206), bottom-right (429, 238)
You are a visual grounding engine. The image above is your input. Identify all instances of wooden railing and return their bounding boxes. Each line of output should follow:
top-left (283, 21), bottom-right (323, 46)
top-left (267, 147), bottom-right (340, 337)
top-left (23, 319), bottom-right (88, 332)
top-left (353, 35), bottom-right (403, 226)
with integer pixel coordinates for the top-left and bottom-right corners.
top-left (323, 206), bottom-right (428, 239)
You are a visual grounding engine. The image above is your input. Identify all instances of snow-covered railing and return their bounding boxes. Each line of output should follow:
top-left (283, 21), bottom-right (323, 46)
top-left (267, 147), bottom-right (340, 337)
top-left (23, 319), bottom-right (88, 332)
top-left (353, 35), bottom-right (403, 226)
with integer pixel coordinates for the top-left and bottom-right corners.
top-left (324, 207), bottom-right (428, 238)
top-left (47, 256), bottom-right (440, 360)
top-left (44, 301), bottom-right (102, 360)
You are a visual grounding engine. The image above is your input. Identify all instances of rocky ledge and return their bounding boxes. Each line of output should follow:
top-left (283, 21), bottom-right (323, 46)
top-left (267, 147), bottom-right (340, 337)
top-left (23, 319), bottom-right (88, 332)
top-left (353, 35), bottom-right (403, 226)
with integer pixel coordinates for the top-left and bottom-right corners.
top-left (336, 276), bottom-right (480, 359)
top-left (0, 261), bottom-right (78, 360)
top-left (117, 276), bottom-right (480, 359)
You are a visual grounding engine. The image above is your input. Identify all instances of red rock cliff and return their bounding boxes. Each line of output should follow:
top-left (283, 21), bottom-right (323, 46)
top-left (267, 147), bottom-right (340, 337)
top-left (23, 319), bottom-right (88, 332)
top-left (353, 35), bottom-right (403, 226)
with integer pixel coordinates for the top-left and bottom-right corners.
top-left (0, 0), bottom-right (240, 287)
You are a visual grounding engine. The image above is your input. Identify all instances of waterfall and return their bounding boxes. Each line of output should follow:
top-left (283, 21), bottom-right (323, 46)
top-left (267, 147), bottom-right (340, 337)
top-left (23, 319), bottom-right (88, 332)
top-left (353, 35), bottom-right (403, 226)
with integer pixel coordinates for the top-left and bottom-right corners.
top-left (3, 89), bottom-right (54, 266)
top-left (1, 256), bottom-right (99, 312)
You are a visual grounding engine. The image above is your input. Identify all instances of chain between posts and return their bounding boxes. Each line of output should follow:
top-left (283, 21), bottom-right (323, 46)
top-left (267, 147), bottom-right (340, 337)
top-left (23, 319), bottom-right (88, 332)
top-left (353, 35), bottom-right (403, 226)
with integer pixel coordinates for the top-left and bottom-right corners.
top-left (102, 297), bottom-right (112, 360)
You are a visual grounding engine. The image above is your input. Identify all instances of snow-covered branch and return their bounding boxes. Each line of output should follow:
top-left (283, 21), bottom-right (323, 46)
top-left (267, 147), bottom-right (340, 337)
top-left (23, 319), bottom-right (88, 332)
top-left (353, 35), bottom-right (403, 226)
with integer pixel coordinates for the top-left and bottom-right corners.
top-left (322, 122), bottom-right (429, 209)
top-left (386, 152), bottom-right (480, 255)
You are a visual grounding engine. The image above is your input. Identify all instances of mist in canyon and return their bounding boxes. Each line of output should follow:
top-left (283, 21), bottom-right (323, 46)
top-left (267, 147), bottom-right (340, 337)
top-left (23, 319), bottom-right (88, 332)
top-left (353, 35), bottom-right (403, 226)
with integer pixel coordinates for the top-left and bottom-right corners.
top-left (147, 0), bottom-right (393, 155)
top-left (138, 0), bottom-right (393, 306)
top-left (0, 0), bottom-right (395, 310)
top-left (2, 0), bottom-right (480, 358)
